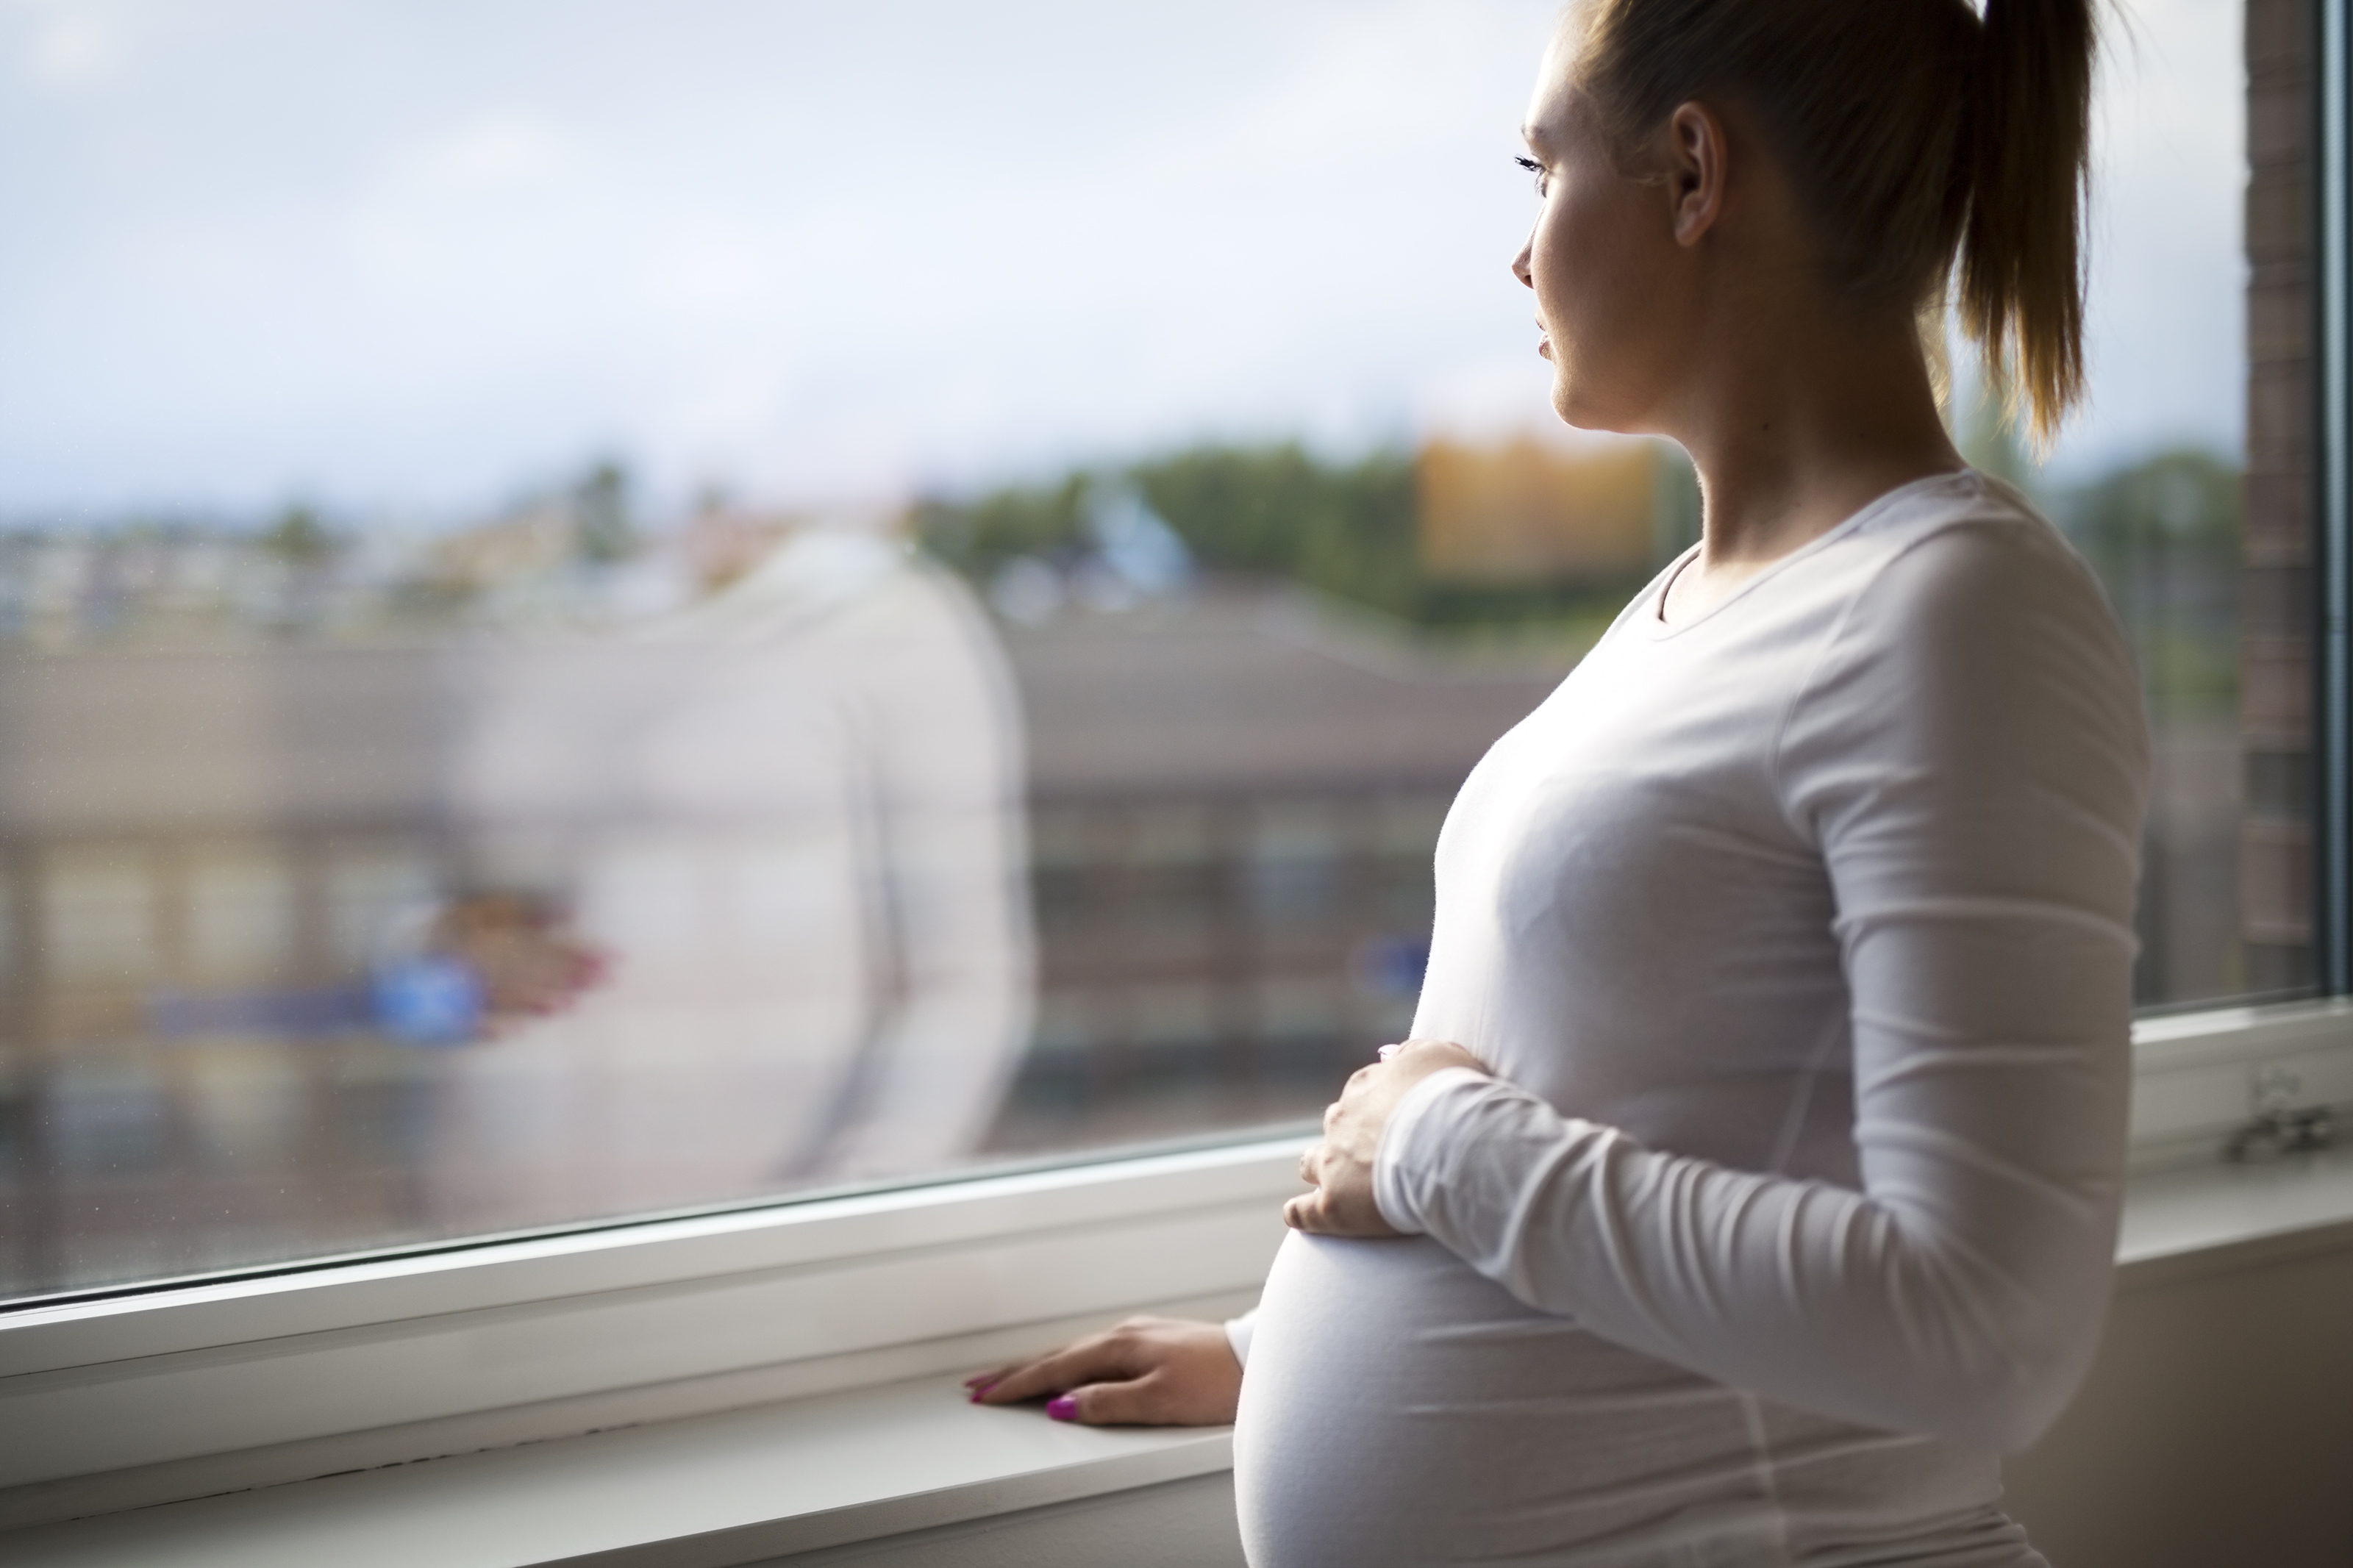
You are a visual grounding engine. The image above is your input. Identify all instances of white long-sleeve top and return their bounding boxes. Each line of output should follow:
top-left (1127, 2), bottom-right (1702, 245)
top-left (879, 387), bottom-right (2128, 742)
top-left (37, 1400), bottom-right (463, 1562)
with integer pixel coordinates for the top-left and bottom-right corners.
top-left (1231, 473), bottom-right (2149, 1567)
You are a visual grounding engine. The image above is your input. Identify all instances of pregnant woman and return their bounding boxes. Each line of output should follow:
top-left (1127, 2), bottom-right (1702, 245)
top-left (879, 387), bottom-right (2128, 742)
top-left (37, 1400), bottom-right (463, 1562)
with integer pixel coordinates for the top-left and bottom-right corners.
top-left (972, 0), bottom-right (2146, 1561)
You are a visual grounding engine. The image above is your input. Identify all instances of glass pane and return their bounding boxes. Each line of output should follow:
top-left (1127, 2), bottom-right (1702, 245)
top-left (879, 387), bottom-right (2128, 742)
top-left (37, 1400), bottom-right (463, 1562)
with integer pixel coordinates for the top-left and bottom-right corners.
top-left (2006, 0), bottom-right (2306, 1008)
top-left (0, 0), bottom-right (2290, 1303)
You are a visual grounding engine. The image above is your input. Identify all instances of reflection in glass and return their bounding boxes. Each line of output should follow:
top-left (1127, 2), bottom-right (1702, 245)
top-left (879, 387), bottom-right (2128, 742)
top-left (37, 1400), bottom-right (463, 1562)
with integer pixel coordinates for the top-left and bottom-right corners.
top-left (426, 526), bottom-right (1032, 1225)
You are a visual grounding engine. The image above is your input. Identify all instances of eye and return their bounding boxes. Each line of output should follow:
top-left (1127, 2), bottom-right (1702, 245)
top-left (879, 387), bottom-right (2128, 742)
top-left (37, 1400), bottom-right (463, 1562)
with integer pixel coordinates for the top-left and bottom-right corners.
top-left (1515, 154), bottom-right (1548, 197)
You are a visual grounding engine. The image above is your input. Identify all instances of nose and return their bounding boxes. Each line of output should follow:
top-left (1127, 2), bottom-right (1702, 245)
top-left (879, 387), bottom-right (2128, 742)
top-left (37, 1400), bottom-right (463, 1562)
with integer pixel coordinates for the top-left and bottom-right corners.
top-left (1512, 226), bottom-right (1534, 290)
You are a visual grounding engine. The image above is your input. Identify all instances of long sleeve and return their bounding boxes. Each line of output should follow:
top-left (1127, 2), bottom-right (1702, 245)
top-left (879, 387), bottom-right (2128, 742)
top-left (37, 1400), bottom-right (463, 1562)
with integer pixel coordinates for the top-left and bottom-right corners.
top-left (1373, 520), bottom-right (2150, 1453)
top-left (821, 563), bottom-right (1037, 1177)
top-left (1224, 1309), bottom-right (1258, 1367)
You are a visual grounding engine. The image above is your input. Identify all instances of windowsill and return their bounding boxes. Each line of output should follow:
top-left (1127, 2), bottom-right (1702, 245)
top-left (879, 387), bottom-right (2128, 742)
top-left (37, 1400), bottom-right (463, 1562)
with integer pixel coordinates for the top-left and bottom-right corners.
top-left (1, 1373), bottom-right (1236, 1568)
top-left (11, 1148), bottom-right (2353, 1568)
top-left (2113, 1141), bottom-right (2353, 1284)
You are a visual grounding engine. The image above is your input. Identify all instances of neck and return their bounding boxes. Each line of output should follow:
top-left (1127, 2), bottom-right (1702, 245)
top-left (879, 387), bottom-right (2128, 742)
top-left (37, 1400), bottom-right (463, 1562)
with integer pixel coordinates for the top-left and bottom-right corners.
top-left (1665, 298), bottom-right (1962, 579)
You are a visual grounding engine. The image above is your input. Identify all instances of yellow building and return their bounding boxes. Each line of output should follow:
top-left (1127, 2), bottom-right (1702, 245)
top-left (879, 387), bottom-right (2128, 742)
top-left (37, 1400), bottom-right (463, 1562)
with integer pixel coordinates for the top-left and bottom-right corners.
top-left (1417, 435), bottom-right (1665, 584)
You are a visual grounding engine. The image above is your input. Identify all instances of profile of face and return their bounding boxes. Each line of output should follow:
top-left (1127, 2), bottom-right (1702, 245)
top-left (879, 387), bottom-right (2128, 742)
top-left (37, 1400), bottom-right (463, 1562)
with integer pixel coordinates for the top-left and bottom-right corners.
top-left (1512, 14), bottom-right (1713, 435)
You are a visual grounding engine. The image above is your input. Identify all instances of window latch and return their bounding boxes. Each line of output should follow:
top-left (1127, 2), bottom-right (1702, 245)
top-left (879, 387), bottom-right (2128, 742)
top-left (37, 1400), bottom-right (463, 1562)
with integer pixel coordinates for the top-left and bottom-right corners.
top-left (2225, 1067), bottom-right (2339, 1163)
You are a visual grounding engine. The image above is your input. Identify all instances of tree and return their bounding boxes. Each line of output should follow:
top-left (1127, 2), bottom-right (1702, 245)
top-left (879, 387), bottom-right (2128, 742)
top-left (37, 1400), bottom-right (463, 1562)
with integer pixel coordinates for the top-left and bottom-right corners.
top-left (2057, 448), bottom-right (2240, 721)
top-left (574, 461), bottom-right (635, 565)
top-left (258, 504), bottom-right (339, 567)
top-left (915, 441), bottom-right (1650, 632)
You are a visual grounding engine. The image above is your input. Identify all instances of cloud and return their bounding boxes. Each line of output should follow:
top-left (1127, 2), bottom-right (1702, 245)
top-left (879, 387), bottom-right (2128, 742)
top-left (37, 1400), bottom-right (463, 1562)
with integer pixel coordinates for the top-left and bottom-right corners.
top-left (0, 0), bottom-right (2251, 514)
top-left (415, 114), bottom-right (570, 193)
top-left (25, 9), bottom-right (113, 87)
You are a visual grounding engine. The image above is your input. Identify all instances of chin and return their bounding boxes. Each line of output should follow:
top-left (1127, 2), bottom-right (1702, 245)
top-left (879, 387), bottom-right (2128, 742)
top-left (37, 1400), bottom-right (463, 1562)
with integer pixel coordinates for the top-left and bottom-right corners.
top-left (1548, 378), bottom-right (1613, 435)
top-left (1549, 370), bottom-right (1647, 439)
top-left (1546, 366), bottom-right (1578, 426)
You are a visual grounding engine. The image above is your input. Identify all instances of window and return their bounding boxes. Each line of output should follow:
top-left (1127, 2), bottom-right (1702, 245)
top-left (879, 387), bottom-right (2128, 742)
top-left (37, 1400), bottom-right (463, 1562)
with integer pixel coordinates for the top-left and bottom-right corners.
top-left (0, 0), bottom-right (2321, 1312)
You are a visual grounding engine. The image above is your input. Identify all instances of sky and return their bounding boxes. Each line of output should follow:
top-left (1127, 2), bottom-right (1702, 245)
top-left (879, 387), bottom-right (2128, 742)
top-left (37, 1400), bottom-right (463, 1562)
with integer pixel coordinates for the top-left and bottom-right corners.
top-left (0, 0), bottom-right (2246, 521)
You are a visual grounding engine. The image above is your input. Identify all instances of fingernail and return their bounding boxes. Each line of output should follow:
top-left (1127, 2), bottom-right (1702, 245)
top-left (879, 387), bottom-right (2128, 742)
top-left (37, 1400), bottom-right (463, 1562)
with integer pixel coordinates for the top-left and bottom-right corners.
top-left (1046, 1396), bottom-right (1078, 1421)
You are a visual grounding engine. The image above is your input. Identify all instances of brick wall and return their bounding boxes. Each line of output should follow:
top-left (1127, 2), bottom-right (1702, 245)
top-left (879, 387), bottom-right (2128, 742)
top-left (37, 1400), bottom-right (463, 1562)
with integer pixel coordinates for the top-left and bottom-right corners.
top-left (2241, 0), bottom-right (2316, 992)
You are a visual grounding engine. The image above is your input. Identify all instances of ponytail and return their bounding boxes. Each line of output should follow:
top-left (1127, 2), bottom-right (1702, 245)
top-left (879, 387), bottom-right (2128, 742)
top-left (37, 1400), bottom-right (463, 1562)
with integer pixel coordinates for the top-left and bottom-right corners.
top-left (1573, 0), bottom-right (2099, 446)
top-left (1960, 0), bottom-right (2097, 445)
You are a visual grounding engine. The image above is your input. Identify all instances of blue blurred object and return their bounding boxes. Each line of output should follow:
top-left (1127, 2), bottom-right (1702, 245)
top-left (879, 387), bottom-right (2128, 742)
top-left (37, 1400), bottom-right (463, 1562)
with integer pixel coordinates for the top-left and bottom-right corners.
top-left (1088, 485), bottom-right (1193, 598)
top-left (372, 954), bottom-right (486, 1045)
top-left (1352, 934), bottom-right (1430, 1000)
top-left (147, 985), bottom-right (371, 1039)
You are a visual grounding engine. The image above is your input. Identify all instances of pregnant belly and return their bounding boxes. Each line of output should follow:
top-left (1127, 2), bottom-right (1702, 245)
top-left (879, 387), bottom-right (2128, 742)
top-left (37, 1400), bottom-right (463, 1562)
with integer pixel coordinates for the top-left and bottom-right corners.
top-left (1234, 1233), bottom-right (1843, 1568)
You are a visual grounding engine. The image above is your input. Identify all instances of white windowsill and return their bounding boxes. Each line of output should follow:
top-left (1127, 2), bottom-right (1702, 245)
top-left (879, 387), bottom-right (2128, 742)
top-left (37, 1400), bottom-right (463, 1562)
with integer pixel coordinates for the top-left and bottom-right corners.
top-left (2113, 1141), bottom-right (2353, 1282)
top-left (0, 1139), bottom-right (1302, 1523)
top-left (1, 1375), bottom-right (1238, 1568)
top-left (9, 1145), bottom-right (2353, 1568)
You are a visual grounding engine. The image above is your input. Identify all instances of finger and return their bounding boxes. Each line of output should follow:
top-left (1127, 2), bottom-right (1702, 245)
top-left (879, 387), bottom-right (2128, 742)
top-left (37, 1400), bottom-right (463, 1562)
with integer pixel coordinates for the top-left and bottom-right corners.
top-left (969, 1354), bottom-right (1062, 1403)
top-left (971, 1339), bottom-right (1126, 1405)
top-left (1049, 1374), bottom-right (1167, 1426)
top-left (1283, 1192), bottom-right (1329, 1233)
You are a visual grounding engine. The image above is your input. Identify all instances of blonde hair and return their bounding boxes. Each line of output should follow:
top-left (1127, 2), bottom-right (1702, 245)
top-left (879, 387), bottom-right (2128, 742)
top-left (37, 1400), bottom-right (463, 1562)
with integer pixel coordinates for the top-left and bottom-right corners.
top-left (1569, 0), bottom-right (2095, 445)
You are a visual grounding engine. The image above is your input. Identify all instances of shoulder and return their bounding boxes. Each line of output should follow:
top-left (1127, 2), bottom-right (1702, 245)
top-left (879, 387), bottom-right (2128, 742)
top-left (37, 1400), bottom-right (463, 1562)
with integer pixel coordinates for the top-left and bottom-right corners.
top-left (1843, 471), bottom-right (2097, 608)
top-left (1861, 471), bottom-right (2104, 606)
top-left (1776, 471), bottom-right (2149, 797)
top-left (1807, 472), bottom-right (2126, 687)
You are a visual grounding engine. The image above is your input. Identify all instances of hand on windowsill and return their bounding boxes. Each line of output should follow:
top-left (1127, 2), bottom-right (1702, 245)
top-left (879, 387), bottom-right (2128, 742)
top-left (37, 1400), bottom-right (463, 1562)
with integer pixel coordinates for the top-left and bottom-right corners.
top-left (965, 1315), bottom-right (1243, 1426)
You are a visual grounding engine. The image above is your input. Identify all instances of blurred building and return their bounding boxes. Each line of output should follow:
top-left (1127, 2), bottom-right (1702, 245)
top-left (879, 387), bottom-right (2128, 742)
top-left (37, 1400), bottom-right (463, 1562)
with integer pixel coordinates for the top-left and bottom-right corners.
top-left (998, 593), bottom-right (1568, 1150)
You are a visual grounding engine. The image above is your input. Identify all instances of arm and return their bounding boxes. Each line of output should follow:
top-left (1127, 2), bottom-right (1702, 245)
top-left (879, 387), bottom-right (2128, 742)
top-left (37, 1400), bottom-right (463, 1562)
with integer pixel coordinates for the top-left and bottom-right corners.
top-left (1326, 525), bottom-right (2149, 1452)
top-left (818, 565), bottom-right (1037, 1177)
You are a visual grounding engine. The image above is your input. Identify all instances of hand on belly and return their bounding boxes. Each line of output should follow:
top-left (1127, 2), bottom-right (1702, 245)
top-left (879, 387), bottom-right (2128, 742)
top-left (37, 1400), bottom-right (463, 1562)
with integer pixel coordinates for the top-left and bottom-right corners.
top-left (1286, 1038), bottom-right (1486, 1237)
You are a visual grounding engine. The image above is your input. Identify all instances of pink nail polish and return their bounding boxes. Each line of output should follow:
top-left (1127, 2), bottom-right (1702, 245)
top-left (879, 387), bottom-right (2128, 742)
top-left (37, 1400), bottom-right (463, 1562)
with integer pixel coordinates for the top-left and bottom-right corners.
top-left (1046, 1396), bottom-right (1078, 1421)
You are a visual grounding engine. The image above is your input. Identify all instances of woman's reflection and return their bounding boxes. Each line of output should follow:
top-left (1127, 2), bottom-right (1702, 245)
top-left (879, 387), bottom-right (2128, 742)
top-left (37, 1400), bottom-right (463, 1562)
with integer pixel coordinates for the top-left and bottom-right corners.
top-left (414, 520), bottom-right (1033, 1229)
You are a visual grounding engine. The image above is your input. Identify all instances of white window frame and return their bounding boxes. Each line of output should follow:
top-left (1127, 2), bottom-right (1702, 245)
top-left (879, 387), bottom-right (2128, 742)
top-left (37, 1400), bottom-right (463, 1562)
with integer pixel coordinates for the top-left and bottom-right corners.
top-left (0, 1128), bottom-right (1302, 1528)
top-left (1, 997), bottom-right (2348, 1531)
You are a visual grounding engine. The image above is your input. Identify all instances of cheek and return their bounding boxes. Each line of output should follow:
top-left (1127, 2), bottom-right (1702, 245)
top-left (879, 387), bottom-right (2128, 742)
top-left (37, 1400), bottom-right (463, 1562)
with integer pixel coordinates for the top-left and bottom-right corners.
top-left (1541, 191), bottom-right (1645, 322)
top-left (1533, 193), bottom-right (1672, 407)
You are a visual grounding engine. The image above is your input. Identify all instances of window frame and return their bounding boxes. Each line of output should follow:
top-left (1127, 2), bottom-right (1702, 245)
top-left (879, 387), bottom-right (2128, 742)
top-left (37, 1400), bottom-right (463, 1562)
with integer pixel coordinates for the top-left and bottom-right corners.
top-left (2318, 0), bottom-right (2353, 988)
top-left (2, 0), bottom-right (2349, 1532)
top-left (0, 1131), bottom-right (1304, 1525)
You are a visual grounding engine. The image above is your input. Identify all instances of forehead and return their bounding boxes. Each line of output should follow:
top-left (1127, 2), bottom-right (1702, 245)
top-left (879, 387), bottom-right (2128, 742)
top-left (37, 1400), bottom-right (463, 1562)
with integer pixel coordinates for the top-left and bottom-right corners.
top-left (1525, 4), bottom-right (1595, 147)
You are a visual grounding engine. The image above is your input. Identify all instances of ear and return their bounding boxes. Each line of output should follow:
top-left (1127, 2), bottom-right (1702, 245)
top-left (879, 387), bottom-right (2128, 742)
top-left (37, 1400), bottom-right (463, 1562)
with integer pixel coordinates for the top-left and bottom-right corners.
top-left (1663, 101), bottom-right (1729, 247)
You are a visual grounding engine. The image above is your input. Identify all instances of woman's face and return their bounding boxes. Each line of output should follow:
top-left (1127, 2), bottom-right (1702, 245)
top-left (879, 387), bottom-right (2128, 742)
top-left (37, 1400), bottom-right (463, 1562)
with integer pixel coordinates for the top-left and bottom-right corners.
top-left (1513, 33), bottom-right (1699, 434)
